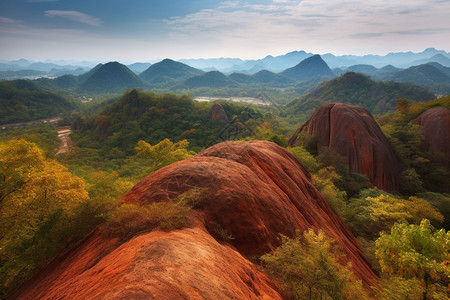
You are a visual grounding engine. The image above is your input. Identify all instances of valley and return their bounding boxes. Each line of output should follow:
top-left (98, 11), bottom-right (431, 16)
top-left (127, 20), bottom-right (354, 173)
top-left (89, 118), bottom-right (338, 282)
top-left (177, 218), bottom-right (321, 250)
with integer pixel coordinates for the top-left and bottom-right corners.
top-left (1, 49), bottom-right (449, 300)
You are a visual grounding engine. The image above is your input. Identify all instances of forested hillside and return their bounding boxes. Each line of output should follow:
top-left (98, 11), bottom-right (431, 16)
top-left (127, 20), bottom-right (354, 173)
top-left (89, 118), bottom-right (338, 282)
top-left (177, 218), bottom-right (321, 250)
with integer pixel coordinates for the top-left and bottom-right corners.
top-left (286, 72), bottom-right (435, 121)
top-left (71, 89), bottom-right (267, 157)
top-left (0, 80), bottom-right (78, 124)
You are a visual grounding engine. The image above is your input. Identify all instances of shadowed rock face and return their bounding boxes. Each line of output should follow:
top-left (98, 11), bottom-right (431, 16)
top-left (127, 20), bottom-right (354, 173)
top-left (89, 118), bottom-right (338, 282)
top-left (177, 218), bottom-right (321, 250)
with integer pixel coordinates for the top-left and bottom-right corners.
top-left (289, 103), bottom-right (402, 192)
top-left (10, 141), bottom-right (377, 299)
top-left (210, 102), bottom-right (228, 122)
top-left (413, 106), bottom-right (450, 169)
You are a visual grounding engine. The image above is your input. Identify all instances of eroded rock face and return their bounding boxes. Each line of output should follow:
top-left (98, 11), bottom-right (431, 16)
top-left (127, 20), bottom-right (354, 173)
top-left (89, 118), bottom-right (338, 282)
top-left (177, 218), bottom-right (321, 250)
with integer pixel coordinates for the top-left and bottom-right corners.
top-left (10, 141), bottom-right (377, 299)
top-left (210, 102), bottom-right (228, 122)
top-left (289, 103), bottom-right (402, 192)
top-left (12, 228), bottom-right (279, 300)
top-left (412, 106), bottom-right (450, 169)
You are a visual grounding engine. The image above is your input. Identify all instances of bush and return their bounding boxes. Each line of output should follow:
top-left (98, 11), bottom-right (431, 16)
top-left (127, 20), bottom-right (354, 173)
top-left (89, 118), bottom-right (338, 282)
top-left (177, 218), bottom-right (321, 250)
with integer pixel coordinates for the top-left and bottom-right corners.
top-left (102, 201), bottom-right (190, 239)
top-left (261, 229), bottom-right (370, 300)
top-left (288, 146), bottom-right (322, 173)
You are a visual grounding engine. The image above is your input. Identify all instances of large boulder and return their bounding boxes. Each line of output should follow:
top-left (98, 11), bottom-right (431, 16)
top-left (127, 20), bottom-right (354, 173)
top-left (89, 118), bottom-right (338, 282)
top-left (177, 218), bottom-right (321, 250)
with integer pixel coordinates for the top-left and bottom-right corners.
top-left (412, 106), bottom-right (450, 169)
top-left (210, 102), bottom-right (228, 122)
top-left (289, 103), bottom-right (402, 192)
top-left (10, 141), bottom-right (377, 299)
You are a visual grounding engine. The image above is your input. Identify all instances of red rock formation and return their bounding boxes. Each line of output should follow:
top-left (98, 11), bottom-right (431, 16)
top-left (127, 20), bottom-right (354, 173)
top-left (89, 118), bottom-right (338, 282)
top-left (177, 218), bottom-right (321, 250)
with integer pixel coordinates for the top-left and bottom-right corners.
top-left (210, 102), bottom-right (228, 122)
top-left (412, 106), bottom-right (450, 169)
top-left (10, 141), bottom-right (377, 299)
top-left (289, 103), bottom-right (401, 192)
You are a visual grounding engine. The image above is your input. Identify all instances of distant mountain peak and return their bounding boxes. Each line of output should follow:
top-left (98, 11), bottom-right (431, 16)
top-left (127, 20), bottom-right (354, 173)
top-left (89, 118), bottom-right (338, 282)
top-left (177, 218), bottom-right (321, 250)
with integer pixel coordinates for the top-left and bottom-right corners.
top-left (139, 59), bottom-right (203, 83)
top-left (79, 61), bottom-right (146, 92)
top-left (280, 54), bottom-right (334, 81)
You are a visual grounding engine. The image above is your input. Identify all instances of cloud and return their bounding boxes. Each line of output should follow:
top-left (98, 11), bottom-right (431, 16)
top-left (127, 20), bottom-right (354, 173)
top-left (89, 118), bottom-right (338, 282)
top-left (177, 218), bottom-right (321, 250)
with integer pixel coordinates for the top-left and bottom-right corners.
top-left (45, 10), bottom-right (101, 26)
top-left (0, 17), bottom-right (16, 23)
top-left (273, 0), bottom-right (299, 3)
top-left (161, 0), bottom-right (450, 56)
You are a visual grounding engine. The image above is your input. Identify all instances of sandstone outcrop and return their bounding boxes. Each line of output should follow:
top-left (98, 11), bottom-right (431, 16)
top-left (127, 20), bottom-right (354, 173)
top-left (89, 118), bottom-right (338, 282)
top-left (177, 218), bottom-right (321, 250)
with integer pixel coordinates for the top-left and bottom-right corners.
top-left (289, 103), bottom-right (402, 192)
top-left (412, 106), bottom-right (450, 169)
top-left (210, 102), bottom-right (228, 122)
top-left (10, 141), bottom-right (377, 299)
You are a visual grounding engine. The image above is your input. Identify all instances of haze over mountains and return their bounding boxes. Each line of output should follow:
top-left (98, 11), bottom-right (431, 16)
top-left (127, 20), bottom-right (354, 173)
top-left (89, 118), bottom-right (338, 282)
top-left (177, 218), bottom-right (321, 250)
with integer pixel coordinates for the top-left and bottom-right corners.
top-left (2, 48), bottom-right (449, 76)
top-left (1, 48), bottom-right (449, 96)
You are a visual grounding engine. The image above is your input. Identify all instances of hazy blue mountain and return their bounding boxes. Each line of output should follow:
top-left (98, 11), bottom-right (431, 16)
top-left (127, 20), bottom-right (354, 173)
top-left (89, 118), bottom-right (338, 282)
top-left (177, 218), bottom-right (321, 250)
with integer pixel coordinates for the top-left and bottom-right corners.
top-left (127, 62), bottom-right (152, 74)
top-left (51, 67), bottom-right (88, 77)
top-left (375, 63), bottom-right (450, 94)
top-left (228, 72), bottom-right (258, 84)
top-left (321, 54), bottom-right (360, 69)
top-left (0, 70), bottom-right (45, 79)
top-left (346, 64), bottom-right (379, 75)
top-left (183, 71), bottom-right (239, 88)
top-left (79, 62), bottom-right (148, 93)
top-left (224, 50), bottom-right (314, 73)
top-left (280, 55), bottom-right (334, 81)
top-left (3, 48), bottom-right (449, 76)
top-left (28, 62), bottom-right (79, 72)
top-left (323, 48), bottom-right (450, 68)
top-left (139, 59), bottom-right (204, 83)
top-left (252, 70), bottom-right (293, 86)
top-left (410, 54), bottom-right (450, 67)
top-left (179, 58), bottom-right (244, 71)
top-left (378, 64), bottom-right (401, 73)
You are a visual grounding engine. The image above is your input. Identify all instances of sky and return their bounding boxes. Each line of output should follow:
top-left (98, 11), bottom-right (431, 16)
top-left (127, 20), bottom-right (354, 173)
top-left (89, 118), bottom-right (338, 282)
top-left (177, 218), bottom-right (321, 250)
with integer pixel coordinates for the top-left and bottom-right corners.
top-left (1, 0), bottom-right (449, 62)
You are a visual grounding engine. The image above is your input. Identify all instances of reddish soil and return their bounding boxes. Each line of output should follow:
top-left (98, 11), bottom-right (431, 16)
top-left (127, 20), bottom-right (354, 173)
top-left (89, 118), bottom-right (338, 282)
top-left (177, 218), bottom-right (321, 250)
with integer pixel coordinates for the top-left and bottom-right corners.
top-left (10, 140), bottom-right (378, 299)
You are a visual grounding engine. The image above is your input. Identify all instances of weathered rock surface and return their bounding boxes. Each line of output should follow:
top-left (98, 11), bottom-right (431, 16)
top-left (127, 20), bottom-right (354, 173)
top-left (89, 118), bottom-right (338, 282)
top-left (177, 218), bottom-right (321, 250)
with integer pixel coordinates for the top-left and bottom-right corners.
top-left (210, 102), bottom-right (228, 122)
top-left (289, 103), bottom-right (402, 192)
top-left (10, 140), bottom-right (377, 299)
top-left (12, 228), bottom-right (280, 300)
top-left (412, 106), bottom-right (450, 169)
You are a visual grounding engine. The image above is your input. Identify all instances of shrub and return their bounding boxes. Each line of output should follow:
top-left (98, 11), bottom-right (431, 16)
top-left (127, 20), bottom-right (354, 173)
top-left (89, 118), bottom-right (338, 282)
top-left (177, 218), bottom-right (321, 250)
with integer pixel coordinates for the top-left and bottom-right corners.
top-left (102, 201), bottom-right (190, 239)
top-left (261, 229), bottom-right (370, 300)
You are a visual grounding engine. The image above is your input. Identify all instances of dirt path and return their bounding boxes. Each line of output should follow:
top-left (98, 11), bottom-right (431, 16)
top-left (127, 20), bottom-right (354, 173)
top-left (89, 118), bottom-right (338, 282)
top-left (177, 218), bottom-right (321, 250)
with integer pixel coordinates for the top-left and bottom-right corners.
top-left (56, 127), bottom-right (73, 154)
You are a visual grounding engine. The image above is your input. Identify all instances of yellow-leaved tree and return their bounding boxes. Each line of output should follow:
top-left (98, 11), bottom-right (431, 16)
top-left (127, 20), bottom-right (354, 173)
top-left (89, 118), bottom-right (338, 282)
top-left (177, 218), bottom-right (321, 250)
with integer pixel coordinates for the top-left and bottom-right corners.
top-left (261, 229), bottom-right (370, 300)
top-left (135, 138), bottom-right (195, 171)
top-left (0, 139), bottom-right (88, 294)
top-left (375, 220), bottom-right (450, 300)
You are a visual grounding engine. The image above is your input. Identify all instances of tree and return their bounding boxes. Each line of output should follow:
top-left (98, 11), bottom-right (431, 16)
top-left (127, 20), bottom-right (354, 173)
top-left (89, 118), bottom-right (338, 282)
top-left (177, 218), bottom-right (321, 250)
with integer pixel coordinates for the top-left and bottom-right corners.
top-left (135, 138), bottom-right (195, 171)
top-left (0, 140), bottom-right (88, 231)
top-left (261, 229), bottom-right (369, 300)
top-left (0, 139), bottom-right (89, 293)
top-left (367, 195), bottom-right (444, 232)
top-left (375, 220), bottom-right (450, 300)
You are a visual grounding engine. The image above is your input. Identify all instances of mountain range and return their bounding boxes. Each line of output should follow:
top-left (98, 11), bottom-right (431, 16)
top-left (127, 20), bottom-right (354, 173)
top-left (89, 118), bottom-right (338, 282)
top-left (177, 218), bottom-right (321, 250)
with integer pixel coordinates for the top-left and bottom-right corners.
top-left (30, 56), bottom-right (338, 93)
top-left (2, 48), bottom-right (449, 78)
top-left (25, 54), bottom-right (449, 97)
top-left (179, 48), bottom-right (450, 72)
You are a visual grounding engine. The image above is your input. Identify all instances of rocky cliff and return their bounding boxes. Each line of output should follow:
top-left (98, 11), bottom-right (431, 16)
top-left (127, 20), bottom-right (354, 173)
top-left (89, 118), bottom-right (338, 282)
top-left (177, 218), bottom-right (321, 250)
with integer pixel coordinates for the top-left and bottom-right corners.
top-left (289, 103), bottom-right (402, 192)
top-left (10, 141), bottom-right (377, 299)
top-left (210, 102), bottom-right (228, 122)
top-left (413, 106), bottom-right (450, 169)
